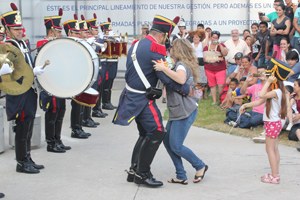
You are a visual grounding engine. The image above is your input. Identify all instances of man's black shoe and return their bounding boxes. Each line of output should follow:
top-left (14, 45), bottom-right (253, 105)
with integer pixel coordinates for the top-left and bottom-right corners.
top-left (57, 140), bottom-right (71, 150)
top-left (82, 118), bottom-right (97, 128)
top-left (16, 161), bottom-right (40, 174)
top-left (71, 129), bottom-right (89, 139)
top-left (92, 110), bottom-right (106, 118)
top-left (102, 103), bottom-right (115, 110)
top-left (0, 193), bottom-right (5, 198)
top-left (133, 171), bottom-right (163, 187)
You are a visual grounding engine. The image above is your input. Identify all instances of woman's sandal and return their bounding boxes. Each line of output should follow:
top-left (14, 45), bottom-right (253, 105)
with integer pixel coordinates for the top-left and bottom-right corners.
top-left (168, 178), bottom-right (188, 185)
top-left (194, 165), bottom-right (209, 183)
top-left (261, 173), bottom-right (280, 184)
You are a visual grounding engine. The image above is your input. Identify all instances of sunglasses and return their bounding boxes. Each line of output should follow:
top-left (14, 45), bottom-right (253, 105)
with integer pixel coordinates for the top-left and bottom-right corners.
top-left (212, 31), bottom-right (220, 35)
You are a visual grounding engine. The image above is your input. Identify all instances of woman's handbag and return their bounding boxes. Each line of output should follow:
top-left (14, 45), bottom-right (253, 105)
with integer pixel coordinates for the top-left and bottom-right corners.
top-left (203, 44), bottom-right (222, 63)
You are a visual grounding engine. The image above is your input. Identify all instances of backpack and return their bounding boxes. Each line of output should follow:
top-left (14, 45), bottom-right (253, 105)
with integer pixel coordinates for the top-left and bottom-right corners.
top-left (219, 85), bottom-right (229, 103)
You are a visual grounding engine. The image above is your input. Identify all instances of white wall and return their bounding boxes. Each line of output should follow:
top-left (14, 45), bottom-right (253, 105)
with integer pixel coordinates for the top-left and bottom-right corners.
top-left (0, 0), bottom-right (298, 73)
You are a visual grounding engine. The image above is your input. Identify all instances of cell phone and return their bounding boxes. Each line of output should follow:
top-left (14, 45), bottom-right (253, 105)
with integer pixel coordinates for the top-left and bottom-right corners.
top-left (259, 12), bottom-right (265, 17)
top-left (253, 73), bottom-right (261, 77)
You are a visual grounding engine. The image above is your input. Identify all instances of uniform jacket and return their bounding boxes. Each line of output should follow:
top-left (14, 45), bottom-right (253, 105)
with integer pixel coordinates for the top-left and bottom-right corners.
top-left (113, 35), bottom-right (190, 126)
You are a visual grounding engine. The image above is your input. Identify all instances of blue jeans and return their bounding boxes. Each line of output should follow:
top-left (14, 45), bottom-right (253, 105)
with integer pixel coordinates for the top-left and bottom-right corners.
top-left (163, 109), bottom-right (205, 180)
top-left (237, 111), bottom-right (263, 128)
top-left (227, 64), bottom-right (237, 77)
top-left (258, 52), bottom-right (272, 66)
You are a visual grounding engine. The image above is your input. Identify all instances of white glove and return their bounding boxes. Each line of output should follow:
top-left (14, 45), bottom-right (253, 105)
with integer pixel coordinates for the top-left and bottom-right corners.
top-left (0, 63), bottom-right (13, 76)
top-left (108, 31), bottom-right (114, 36)
top-left (98, 31), bottom-right (104, 39)
top-left (86, 37), bottom-right (96, 45)
top-left (33, 65), bottom-right (45, 76)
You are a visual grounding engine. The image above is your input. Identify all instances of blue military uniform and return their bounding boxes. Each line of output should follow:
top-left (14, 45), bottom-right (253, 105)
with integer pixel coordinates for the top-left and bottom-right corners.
top-left (113, 15), bottom-right (189, 187)
top-left (37, 8), bottom-right (70, 153)
top-left (100, 19), bottom-right (119, 110)
top-left (1, 3), bottom-right (43, 173)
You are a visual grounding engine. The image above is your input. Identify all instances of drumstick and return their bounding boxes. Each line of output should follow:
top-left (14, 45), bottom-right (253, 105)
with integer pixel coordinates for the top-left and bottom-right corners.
top-left (42, 60), bottom-right (50, 69)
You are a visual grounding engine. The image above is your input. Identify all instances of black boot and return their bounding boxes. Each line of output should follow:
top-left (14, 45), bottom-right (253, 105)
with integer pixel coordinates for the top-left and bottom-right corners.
top-left (108, 79), bottom-right (117, 109)
top-left (16, 160), bottom-right (40, 174)
top-left (46, 139), bottom-right (66, 153)
top-left (92, 110), bottom-right (106, 118)
top-left (102, 81), bottom-right (114, 110)
top-left (45, 111), bottom-right (58, 151)
top-left (15, 120), bottom-right (40, 174)
top-left (126, 136), bottom-right (146, 182)
top-left (93, 85), bottom-right (108, 117)
top-left (82, 107), bottom-right (97, 127)
top-left (27, 121), bottom-right (44, 170)
top-left (133, 130), bottom-right (166, 187)
top-left (0, 193), bottom-right (4, 198)
top-left (57, 139), bottom-right (71, 150)
top-left (54, 108), bottom-right (71, 150)
top-left (71, 100), bottom-right (90, 138)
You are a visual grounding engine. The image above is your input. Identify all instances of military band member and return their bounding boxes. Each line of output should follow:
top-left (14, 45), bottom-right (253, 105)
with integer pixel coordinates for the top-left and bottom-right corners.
top-left (79, 15), bottom-right (100, 128)
top-left (135, 24), bottom-right (150, 40)
top-left (37, 8), bottom-right (71, 153)
top-left (100, 18), bottom-right (118, 110)
top-left (0, 3), bottom-right (45, 173)
top-left (63, 14), bottom-right (91, 139)
top-left (87, 14), bottom-right (108, 118)
top-left (113, 15), bottom-right (192, 187)
top-left (0, 25), bottom-right (5, 41)
top-left (172, 16), bottom-right (191, 43)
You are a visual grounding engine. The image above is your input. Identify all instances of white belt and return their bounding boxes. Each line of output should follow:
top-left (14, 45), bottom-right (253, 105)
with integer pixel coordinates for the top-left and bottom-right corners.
top-left (126, 84), bottom-right (146, 94)
top-left (106, 59), bottom-right (118, 62)
top-left (100, 59), bottom-right (106, 62)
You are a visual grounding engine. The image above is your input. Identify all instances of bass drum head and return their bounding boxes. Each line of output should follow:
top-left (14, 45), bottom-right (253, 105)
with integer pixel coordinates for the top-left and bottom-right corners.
top-left (35, 37), bottom-right (96, 98)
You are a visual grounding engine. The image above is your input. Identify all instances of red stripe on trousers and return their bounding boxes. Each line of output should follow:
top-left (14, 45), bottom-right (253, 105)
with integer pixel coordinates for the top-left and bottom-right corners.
top-left (148, 101), bottom-right (162, 131)
top-left (106, 71), bottom-right (109, 80)
top-left (20, 110), bottom-right (25, 122)
top-left (52, 97), bottom-right (57, 113)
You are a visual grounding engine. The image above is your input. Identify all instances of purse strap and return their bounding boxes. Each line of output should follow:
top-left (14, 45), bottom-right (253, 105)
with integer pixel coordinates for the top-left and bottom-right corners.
top-left (131, 41), bottom-right (151, 89)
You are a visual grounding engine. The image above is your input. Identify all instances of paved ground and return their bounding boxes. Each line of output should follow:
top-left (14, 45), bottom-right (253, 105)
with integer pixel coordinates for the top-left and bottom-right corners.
top-left (0, 79), bottom-right (300, 200)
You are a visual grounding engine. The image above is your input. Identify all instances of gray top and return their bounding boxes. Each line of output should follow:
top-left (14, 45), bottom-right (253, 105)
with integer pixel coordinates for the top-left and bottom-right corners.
top-left (287, 62), bottom-right (300, 83)
top-left (167, 61), bottom-right (199, 121)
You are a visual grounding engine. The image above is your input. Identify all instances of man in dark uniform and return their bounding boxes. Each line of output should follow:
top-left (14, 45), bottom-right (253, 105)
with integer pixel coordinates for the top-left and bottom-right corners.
top-left (171, 16), bottom-right (191, 44)
top-left (37, 8), bottom-right (71, 153)
top-left (113, 15), bottom-right (192, 187)
top-left (100, 18), bottom-right (118, 110)
top-left (0, 3), bottom-right (45, 173)
top-left (79, 15), bottom-right (100, 128)
top-left (87, 14), bottom-right (108, 118)
top-left (63, 14), bottom-right (91, 139)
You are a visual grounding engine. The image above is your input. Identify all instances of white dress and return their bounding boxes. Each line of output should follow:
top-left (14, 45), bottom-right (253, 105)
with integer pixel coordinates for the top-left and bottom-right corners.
top-left (192, 42), bottom-right (207, 85)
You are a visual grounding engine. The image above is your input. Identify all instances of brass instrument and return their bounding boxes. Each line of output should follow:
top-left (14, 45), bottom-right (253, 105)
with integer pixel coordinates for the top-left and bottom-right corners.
top-left (92, 41), bottom-right (107, 52)
top-left (0, 43), bottom-right (34, 95)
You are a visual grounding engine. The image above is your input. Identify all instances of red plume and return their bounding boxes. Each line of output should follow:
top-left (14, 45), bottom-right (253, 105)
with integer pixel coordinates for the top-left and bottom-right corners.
top-left (108, 18), bottom-right (111, 22)
top-left (173, 16), bottom-right (180, 24)
top-left (81, 15), bottom-right (85, 20)
top-left (93, 13), bottom-right (97, 19)
top-left (10, 3), bottom-right (18, 11)
top-left (74, 14), bottom-right (78, 20)
top-left (59, 8), bottom-right (63, 16)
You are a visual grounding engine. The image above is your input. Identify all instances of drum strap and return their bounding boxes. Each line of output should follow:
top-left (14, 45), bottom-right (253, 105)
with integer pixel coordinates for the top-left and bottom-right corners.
top-left (131, 41), bottom-right (151, 89)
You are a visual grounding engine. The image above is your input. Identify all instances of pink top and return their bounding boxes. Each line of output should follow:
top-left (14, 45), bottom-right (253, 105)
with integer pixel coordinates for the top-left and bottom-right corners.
top-left (246, 84), bottom-right (265, 114)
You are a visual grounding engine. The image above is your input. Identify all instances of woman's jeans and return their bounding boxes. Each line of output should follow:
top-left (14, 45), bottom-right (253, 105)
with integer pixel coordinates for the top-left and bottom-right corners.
top-left (163, 108), bottom-right (205, 180)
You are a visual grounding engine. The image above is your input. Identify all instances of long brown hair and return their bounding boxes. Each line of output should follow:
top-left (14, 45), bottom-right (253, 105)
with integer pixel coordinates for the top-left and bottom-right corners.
top-left (265, 79), bottom-right (287, 119)
top-left (171, 38), bottom-right (199, 84)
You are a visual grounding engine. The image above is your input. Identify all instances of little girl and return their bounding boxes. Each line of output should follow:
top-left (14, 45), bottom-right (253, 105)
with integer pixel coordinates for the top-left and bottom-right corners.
top-left (239, 75), bottom-right (287, 184)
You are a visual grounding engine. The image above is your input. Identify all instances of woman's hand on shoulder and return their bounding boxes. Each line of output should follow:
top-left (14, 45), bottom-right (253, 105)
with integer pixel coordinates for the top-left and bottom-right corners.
top-left (152, 59), bottom-right (167, 72)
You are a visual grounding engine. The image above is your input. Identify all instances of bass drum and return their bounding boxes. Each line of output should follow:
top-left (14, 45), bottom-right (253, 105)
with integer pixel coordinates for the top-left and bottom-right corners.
top-left (34, 37), bottom-right (99, 98)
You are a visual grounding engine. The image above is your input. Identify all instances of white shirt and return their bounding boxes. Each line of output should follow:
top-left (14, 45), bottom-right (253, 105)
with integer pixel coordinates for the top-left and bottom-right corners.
top-left (224, 39), bottom-right (251, 63)
top-left (192, 42), bottom-right (203, 58)
top-left (263, 89), bottom-right (282, 122)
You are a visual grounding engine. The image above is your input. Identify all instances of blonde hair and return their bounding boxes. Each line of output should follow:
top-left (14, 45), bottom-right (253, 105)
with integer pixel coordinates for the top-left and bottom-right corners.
top-left (172, 39), bottom-right (199, 84)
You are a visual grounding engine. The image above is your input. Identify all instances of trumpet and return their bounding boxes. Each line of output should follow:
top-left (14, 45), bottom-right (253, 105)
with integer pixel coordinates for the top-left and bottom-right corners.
top-left (120, 32), bottom-right (128, 42)
top-left (92, 41), bottom-right (107, 52)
